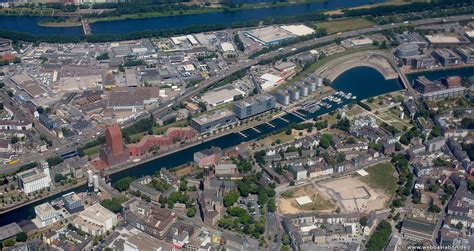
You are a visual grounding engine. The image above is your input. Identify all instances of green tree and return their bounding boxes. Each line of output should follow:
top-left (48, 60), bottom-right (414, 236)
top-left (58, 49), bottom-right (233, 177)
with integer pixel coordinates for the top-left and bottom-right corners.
top-left (187, 207), bottom-right (196, 218)
top-left (455, 222), bottom-right (463, 230)
top-left (113, 177), bottom-right (134, 192)
top-left (366, 220), bottom-right (392, 251)
top-left (16, 232), bottom-right (27, 242)
top-left (4, 239), bottom-right (15, 247)
top-left (223, 191), bottom-right (240, 207)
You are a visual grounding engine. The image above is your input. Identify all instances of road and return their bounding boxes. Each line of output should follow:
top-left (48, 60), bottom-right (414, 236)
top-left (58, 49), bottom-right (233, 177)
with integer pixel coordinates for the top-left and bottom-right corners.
top-left (2, 14), bottom-right (473, 176)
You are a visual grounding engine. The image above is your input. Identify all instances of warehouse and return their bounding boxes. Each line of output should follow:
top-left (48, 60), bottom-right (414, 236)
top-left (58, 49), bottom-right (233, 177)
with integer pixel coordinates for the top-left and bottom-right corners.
top-left (244, 26), bottom-right (294, 45)
top-left (280, 25), bottom-right (315, 36)
top-left (201, 87), bottom-right (245, 107)
top-left (108, 87), bottom-right (161, 112)
top-left (259, 73), bottom-right (284, 90)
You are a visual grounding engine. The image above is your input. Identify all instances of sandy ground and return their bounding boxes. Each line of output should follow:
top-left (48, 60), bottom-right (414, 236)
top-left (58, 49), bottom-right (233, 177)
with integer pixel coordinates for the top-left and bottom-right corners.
top-left (317, 176), bottom-right (389, 213)
top-left (278, 184), bottom-right (336, 215)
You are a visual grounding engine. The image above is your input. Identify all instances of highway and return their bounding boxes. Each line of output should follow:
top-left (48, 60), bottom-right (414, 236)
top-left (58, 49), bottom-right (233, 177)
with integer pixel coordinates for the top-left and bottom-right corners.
top-left (2, 14), bottom-right (473, 175)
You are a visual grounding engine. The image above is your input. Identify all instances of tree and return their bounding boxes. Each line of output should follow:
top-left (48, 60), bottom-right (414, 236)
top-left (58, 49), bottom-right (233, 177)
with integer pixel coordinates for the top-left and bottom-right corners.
top-left (54, 173), bottom-right (65, 183)
top-left (455, 222), bottom-right (463, 230)
top-left (366, 220), bottom-right (392, 251)
top-left (267, 198), bottom-right (276, 212)
top-left (16, 232), bottom-right (27, 242)
top-left (100, 196), bottom-right (127, 213)
top-left (319, 134), bottom-right (332, 149)
top-left (359, 216), bottom-right (368, 226)
top-left (187, 207), bottom-right (196, 218)
top-left (258, 190), bottom-right (268, 206)
top-left (10, 136), bottom-right (19, 144)
top-left (223, 191), bottom-right (239, 207)
top-left (281, 234), bottom-right (290, 246)
top-left (113, 177), bottom-right (134, 191)
top-left (4, 239), bottom-right (15, 247)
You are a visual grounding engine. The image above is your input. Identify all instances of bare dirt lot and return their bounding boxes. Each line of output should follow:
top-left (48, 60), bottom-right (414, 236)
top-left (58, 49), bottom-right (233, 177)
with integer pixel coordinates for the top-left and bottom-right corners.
top-left (316, 176), bottom-right (390, 213)
top-left (278, 184), bottom-right (336, 215)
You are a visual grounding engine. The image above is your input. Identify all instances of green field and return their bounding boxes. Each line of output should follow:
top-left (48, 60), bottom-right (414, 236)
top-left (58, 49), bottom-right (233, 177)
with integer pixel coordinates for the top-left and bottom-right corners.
top-left (360, 162), bottom-right (397, 195)
top-left (313, 18), bottom-right (375, 34)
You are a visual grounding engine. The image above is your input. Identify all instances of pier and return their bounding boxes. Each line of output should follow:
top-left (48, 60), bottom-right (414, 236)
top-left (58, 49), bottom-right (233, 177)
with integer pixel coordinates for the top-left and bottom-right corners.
top-left (81, 19), bottom-right (92, 35)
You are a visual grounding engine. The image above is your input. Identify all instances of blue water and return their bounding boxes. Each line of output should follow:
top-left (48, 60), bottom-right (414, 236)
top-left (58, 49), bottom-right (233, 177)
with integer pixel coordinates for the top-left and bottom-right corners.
top-left (0, 65), bottom-right (401, 226)
top-left (407, 67), bottom-right (474, 84)
top-left (0, 0), bottom-right (384, 36)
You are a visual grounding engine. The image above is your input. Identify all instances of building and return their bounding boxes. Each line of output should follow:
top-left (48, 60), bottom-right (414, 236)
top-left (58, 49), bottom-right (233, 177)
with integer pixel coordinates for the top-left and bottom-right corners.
top-left (424, 35), bottom-right (470, 47)
top-left (280, 25), bottom-right (315, 36)
top-left (233, 94), bottom-right (275, 120)
top-left (107, 87), bottom-right (161, 112)
top-left (62, 192), bottom-right (84, 213)
top-left (124, 232), bottom-right (175, 251)
top-left (191, 109), bottom-right (236, 133)
top-left (276, 90), bottom-right (290, 106)
top-left (17, 166), bottom-right (52, 195)
top-left (128, 127), bottom-right (196, 156)
top-left (10, 74), bottom-right (47, 98)
top-left (395, 43), bottom-right (419, 58)
top-left (401, 218), bottom-right (436, 243)
top-left (200, 88), bottom-right (245, 107)
top-left (0, 223), bottom-right (22, 241)
top-left (244, 26), bottom-right (294, 45)
top-left (432, 49), bottom-right (461, 67)
top-left (99, 124), bottom-right (129, 166)
top-left (412, 55), bottom-right (436, 69)
top-left (215, 163), bottom-right (238, 176)
top-left (454, 47), bottom-right (474, 64)
top-left (194, 147), bottom-right (221, 167)
top-left (424, 137), bottom-right (445, 153)
top-left (129, 176), bottom-right (161, 203)
top-left (35, 203), bottom-right (59, 227)
top-left (289, 165), bottom-right (307, 181)
top-left (73, 203), bottom-right (118, 236)
top-left (123, 198), bottom-right (176, 239)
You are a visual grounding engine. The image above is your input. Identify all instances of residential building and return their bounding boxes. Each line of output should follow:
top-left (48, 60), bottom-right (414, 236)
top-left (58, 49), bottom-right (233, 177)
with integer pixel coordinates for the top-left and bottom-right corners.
top-left (289, 165), bottom-right (307, 181)
top-left (123, 198), bottom-right (176, 239)
top-left (401, 218), bottom-right (436, 243)
top-left (194, 147), bottom-right (221, 167)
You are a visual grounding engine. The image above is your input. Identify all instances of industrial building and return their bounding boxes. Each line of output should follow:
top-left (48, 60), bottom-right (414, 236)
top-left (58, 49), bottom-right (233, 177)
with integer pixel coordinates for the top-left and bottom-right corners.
top-left (200, 87), bottom-right (245, 107)
top-left (72, 203), bottom-right (118, 236)
top-left (394, 33), bottom-right (428, 48)
top-left (0, 223), bottom-right (22, 242)
top-left (259, 73), bottom-right (284, 90)
top-left (17, 166), bottom-right (52, 195)
top-left (276, 90), bottom-right (290, 106)
top-left (244, 26), bottom-right (294, 45)
top-left (432, 49), bottom-right (461, 67)
top-left (424, 35), bottom-right (470, 47)
top-left (191, 108), bottom-right (236, 133)
top-left (10, 74), bottom-right (47, 99)
top-left (233, 93), bottom-right (276, 119)
top-left (289, 87), bottom-right (300, 102)
top-left (280, 25), bottom-right (315, 36)
top-left (108, 87), bottom-right (161, 112)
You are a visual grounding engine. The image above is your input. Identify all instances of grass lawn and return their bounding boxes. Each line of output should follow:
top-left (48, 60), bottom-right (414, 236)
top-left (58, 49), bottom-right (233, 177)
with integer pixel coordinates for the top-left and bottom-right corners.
top-left (313, 18), bottom-right (375, 34)
top-left (82, 145), bottom-right (101, 156)
top-left (360, 162), bottom-right (397, 195)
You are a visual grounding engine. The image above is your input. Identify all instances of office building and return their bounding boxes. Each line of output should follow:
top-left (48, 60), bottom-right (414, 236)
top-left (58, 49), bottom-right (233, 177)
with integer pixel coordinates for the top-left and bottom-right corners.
top-left (62, 192), bottom-right (84, 213)
top-left (454, 47), bottom-right (474, 64)
top-left (191, 109), bottom-right (236, 133)
top-left (73, 203), bottom-right (118, 236)
top-left (432, 49), bottom-right (461, 67)
top-left (233, 94), bottom-right (275, 119)
top-left (17, 167), bottom-right (52, 195)
top-left (99, 124), bottom-right (129, 166)
top-left (0, 223), bottom-right (22, 241)
top-left (35, 203), bottom-right (59, 227)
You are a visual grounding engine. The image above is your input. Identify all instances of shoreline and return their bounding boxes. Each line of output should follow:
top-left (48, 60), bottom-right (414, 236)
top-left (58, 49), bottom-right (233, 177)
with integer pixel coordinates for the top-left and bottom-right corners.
top-left (0, 179), bottom-right (87, 215)
top-left (404, 64), bottom-right (474, 76)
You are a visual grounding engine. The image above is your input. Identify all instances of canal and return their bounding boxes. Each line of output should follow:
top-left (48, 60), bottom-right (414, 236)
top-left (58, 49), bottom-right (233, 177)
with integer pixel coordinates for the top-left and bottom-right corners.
top-left (0, 0), bottom-right (384, 36)
top-left (1, 65), bottom-right (473, 227)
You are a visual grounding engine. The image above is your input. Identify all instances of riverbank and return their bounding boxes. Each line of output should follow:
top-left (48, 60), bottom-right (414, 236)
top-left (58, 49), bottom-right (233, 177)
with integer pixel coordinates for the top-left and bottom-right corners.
top-left (0, 179), bottom-right (87, 215)
top-left (38, 20), bottom-right (81, 27)
top-left (404, 64), bottom-right (474, 76)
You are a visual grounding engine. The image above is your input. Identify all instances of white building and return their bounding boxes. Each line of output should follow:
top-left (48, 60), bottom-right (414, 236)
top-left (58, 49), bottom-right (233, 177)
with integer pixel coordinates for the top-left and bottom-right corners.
top-left (17, 166), bottom-right (52, 194)
top-left (289, 165), bottom-right (307, 181)
top-left (73, 203), bottom-right (118, 236)
top-left (35, 202), bottom-right (58, 227)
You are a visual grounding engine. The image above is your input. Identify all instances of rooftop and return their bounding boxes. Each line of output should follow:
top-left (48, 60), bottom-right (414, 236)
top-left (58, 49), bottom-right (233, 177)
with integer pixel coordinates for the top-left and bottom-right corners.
top-left (193, 108), bottom-right (235, 125)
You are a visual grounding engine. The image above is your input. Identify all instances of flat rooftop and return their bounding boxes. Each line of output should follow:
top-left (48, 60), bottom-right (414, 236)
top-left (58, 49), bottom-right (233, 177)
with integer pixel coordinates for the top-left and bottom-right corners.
top-left (0, 223), bottom-right (22, 241)
top-left (425, 35), bottom-right (461, 44)
top-left (201, 88), bottom-right (244, 106)
top-left (245, 26), bottom-right (294, 44)
top-left (193, 108), bottom-right (235, 125)
top-left (280, 25), bottom-right (315, 36)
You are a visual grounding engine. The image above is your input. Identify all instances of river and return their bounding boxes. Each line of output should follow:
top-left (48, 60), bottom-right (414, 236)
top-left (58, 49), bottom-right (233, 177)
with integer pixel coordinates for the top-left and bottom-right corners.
top-left (0, 0), bottom-right (384, 36)
top-left (1, 65), bottom-right (473, 227)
